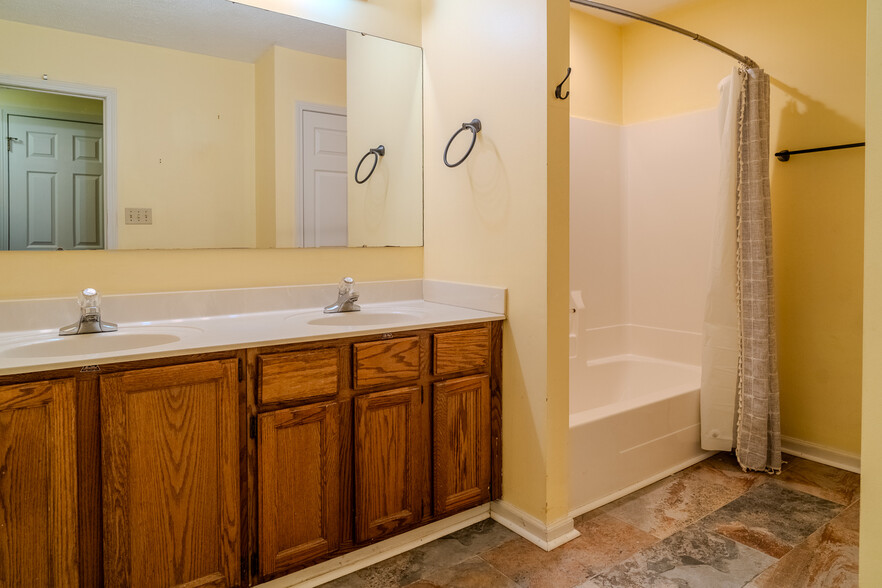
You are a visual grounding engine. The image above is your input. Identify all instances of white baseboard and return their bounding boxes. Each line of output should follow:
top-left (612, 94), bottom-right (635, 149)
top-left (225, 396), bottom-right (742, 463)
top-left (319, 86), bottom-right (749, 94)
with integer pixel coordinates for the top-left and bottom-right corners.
top-left (567, 451), bottom-right (715, 520)
top-left (490, 500), bottom-right (580, 552)
top-left (781, 436), bottom-right (861, 474)
top-left (257, 505), bottom-right (490, 588)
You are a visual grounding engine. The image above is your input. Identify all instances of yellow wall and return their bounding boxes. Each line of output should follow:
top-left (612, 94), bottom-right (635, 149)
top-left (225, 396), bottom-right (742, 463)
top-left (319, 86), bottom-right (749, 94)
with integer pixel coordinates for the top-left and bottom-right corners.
top-left (547, 0), bottom-right (571, 525)
top-left (861, 0), bottom-right (881, 582)
top-left (422, 0), bottom-right (569, 525)
top-left (346, 31), bottom-right (423, 247)
top-left (0, 19), bottom-right (257, 250)
top-left (569, 9), bottom-right (622, 124)
top-left (255, 47), bottom-right (277, 248)
top-left (619, 0), bottom-right (866, 455)
top-left (0, 248), bottom-right (422, 300)
top-left (268, 47), bottom-right (347, 248)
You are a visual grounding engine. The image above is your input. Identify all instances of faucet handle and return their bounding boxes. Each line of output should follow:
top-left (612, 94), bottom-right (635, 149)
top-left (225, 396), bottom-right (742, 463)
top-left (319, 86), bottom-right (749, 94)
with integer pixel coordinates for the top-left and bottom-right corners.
top-left (78, 287), bottom-right (101, 309)
top-left (338, 277), bottom-right (355, 294)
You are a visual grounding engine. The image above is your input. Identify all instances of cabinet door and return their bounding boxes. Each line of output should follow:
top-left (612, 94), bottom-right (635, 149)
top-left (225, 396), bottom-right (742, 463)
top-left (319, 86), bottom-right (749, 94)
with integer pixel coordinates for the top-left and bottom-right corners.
top-left (433, 375), bottom-right (491, 516)
top-left (354, 386), bottom-right (421, 543)
top-left (257, 401), bottom-right (340, 577)
top-left (0, 378), bottom-right (78, 587)
top-left (101, 359), bottom-right (240, 588)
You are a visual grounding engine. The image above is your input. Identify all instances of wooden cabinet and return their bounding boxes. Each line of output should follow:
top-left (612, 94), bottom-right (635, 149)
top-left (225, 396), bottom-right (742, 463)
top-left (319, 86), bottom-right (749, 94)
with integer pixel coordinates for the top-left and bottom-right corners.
top-left (257, 348), bottom-right (339, 406)
top-left (433, 327), bottom-right (490, 376)
top-left (352, 337), bottom-right (420, 389)
top-left (0, 378), bottom-right (79, 587)
top-left (433, 375), bottom-right (491, 516)
top-left (249, 322), bottom-right (500, 581)
top-left (257, 401), bottom-right (340, 577)
top-left (100, 359), bottom-right (241, 588)
top-left (0, 320), bottom-right (501, 587)
top-left (354, 386), bottom-right (422, 542)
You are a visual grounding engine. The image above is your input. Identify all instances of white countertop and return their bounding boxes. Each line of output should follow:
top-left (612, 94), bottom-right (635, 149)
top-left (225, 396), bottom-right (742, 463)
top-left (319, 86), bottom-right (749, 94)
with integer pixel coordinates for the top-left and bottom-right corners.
top-left (0, 280), bottom-right (506, 376)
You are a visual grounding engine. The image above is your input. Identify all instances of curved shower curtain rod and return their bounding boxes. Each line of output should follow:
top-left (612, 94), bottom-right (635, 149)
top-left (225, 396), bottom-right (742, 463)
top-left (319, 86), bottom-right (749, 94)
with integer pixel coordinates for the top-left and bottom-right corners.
top-left (570, 0), bottom-right (760, 70)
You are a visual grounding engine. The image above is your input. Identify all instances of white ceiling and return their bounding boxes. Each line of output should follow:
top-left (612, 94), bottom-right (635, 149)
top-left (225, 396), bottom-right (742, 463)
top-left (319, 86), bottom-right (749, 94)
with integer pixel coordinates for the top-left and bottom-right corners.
top-left (571, 0), bottom-right (696, 24)
top-left (0, 0), bottom-right (346, 63)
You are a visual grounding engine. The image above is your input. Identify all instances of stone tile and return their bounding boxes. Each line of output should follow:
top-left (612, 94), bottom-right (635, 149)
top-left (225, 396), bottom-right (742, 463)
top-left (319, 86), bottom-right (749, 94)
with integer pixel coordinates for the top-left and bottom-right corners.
top-left (404, 557), bottom-right (518, 588)
top-left (700, 452), bottom-right (771, 480)
top-left (602, 462), bottom-right (755, 539)
top-left (479, 513), bottom-right (658, 588)
top-left (775, 456), bottom-right (861, 506)
top-left (746, 501), bottom-right (860, 588)
top-left (589, 526), bottom-right (776, 588)
top-left (584, 478), bottom-right (668, 520)
top-left (573, 513), bottom-right (661, 568)
top-left (447, 519), bottom-right (519, 556)
top-left (683, 454), bottom-right (770, 490)
top-left (698, 480), bottom-right (843, 558)
top-left (320, 536), bottom-right (477, 588)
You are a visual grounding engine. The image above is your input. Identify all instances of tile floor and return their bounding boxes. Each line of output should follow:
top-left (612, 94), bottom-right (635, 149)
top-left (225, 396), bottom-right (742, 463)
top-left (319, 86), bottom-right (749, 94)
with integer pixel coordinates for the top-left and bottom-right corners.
top-left (321, 452), bottom-right (860, 587)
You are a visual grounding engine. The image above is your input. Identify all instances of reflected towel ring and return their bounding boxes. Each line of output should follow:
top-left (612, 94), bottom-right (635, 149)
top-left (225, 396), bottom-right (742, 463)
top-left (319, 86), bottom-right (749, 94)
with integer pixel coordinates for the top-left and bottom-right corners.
top-left (355, 145), bottom-right (385, 184)
top-left (444, 119), bottom-right (482, 168)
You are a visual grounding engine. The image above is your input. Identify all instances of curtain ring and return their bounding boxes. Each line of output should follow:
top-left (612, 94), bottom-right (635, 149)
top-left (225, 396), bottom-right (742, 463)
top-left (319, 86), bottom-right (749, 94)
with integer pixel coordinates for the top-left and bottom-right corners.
top-left (444, 119), bottom-right (482, 168)
top-left (355, 145), bottom-right (385, 184)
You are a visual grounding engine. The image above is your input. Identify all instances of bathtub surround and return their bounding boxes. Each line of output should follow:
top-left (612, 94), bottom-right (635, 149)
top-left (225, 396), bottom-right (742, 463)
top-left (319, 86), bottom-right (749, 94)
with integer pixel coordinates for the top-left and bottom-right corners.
top-left (569, 110), bottom-right (717, 515)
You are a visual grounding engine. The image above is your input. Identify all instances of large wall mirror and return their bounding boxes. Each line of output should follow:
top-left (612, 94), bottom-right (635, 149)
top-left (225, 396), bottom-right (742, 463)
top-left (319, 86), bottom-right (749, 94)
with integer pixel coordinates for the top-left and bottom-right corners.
top-left (0, 0), bottom-right (423, 251)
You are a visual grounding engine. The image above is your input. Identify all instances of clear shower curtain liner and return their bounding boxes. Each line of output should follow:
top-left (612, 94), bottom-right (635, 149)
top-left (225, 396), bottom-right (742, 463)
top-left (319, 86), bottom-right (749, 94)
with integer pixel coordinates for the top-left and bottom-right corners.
top-left (700, 66), bottom-right (782, 473)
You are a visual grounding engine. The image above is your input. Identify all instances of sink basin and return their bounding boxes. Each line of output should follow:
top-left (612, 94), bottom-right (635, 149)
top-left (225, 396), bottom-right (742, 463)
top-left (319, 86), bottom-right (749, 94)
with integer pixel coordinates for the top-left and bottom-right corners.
top-left (305, 311), bottom-right (424, 327)
top-left (0, 332), bottom-right (182, 359)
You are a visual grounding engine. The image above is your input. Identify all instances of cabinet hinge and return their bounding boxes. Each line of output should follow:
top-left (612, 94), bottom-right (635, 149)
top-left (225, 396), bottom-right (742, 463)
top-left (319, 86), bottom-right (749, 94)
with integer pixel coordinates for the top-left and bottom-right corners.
top-left (420, 387), bottom-right (424, 404)
top-left (250, 415), bottom-right (257, 439)
top-left (238, 358), bottom-right (244, 382)
top-left (251, 552), bottom-right (259, 577)
top-left (240, 556), bottom-right (248, 582)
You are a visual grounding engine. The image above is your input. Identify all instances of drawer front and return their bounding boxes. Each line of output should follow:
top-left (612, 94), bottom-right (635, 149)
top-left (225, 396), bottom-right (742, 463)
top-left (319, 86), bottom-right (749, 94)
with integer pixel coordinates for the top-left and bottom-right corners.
top-left (353, 337), bottom-right (420, 389)
top-left (433, 327), bottom-right (490, 376)
top-left (259, 348), bottom-right (339, 405)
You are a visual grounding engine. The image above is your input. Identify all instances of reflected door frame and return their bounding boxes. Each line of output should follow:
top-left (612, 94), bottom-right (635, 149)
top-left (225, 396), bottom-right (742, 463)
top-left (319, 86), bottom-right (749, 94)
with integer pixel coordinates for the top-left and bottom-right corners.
top-left (0, 74), bottom-right (118, 250)
top-left (295, 102), bottom-right (347, 248)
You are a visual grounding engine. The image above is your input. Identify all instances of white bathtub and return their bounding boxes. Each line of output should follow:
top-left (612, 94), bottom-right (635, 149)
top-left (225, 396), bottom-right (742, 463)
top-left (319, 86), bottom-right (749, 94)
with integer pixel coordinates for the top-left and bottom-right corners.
top-left (569, 353), bottom-right (712, 517)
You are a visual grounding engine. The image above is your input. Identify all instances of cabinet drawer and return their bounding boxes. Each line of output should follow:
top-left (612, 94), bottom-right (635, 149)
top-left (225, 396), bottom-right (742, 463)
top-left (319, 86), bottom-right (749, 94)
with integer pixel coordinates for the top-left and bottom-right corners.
top-left (433, 327), bottom-right (490, 376)
top-left (258, 348), bottom-right (339, 405)
top-left (352, 337), bottom-right (420, 389)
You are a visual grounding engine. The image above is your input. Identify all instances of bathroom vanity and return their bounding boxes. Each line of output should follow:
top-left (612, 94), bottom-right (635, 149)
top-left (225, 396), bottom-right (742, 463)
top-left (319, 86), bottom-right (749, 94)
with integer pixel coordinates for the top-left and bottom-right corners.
top-left (0, 283), bottom-right (504, 587)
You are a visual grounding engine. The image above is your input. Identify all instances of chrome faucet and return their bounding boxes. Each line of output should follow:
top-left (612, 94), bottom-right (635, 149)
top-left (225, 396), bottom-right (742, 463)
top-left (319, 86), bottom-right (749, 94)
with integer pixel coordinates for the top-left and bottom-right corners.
top-left (323, 277), bottom-right (361, 313)
top-left (59, 288), bottom-right (118, 335)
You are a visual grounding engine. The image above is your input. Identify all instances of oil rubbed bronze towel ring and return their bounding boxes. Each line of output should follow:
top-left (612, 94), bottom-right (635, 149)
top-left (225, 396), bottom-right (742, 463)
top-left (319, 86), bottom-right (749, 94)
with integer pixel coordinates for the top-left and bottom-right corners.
top-left (444, 119), bottom-right (482, 168)
top-left (355, 145), bottom-right (385, 184)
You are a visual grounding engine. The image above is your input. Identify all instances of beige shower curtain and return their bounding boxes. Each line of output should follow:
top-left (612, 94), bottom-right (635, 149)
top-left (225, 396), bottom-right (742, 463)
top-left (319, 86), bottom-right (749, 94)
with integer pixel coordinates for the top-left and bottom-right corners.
top-left (701, 67), bottom-right (781, 473)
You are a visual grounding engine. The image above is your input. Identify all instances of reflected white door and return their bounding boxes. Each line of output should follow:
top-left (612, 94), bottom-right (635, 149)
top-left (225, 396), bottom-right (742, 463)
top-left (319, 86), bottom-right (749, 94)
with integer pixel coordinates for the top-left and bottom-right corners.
top-left (301, 109), bottom-right (347, 247)
top-left (7, 115), bottom-right (104, 250)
